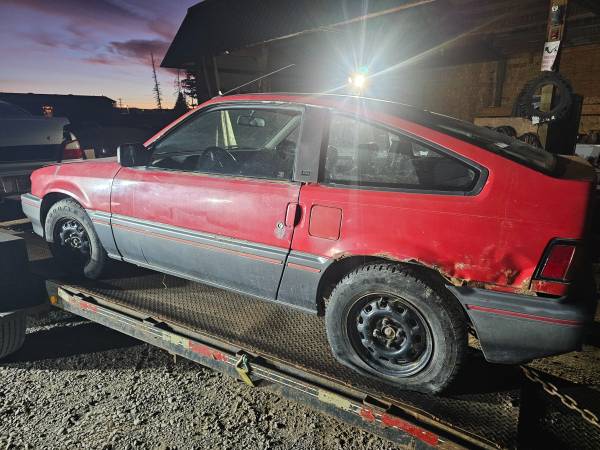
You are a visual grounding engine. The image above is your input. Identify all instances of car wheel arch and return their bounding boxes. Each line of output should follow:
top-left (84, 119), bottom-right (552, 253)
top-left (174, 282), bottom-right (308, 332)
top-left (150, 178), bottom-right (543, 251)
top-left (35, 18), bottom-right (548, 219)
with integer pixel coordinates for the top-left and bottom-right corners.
top-left (40, 192), bottom-right (79, 234)
top-left (317, 255), bottom-right (466, 318)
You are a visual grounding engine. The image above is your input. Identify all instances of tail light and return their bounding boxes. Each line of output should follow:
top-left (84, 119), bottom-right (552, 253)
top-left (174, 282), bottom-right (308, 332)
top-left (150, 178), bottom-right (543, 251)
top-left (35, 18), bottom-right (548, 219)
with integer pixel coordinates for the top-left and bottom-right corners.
top-left (62, 131), bottom-right (82, 160)
top-left (532, 240), bottom-right (582, 296)
top-left (539, 243), bottom-right (578, 281)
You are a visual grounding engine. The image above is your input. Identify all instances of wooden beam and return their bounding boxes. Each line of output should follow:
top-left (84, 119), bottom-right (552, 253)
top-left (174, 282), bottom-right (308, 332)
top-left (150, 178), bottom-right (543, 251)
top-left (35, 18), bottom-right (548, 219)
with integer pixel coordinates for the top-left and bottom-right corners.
top-left (575, 0), bottom-right (600, 15)
top-left (492, 59), bottom-right (507, 108)
top-left (246, 0), bottom-right (438, 47)
top-left (539, 0), bottom-right (569, 149)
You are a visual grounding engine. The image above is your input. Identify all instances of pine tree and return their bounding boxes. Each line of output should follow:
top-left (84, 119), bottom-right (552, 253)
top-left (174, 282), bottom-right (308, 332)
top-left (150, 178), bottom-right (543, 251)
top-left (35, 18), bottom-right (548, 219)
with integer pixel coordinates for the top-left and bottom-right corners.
top-left (150, 53), bottom-right (163, 110)
top-left (173, 91), bottom-right (188, 115)
top-left (181, 70), bottom-right (205, 106)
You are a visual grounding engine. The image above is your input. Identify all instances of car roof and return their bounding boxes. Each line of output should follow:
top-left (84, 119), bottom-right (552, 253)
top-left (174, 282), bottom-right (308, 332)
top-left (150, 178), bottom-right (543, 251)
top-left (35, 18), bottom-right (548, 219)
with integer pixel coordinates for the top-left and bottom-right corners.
top-left (209, 92), bottom-right (467, 130)
top-left (212, 92), bottom-right (419, 113)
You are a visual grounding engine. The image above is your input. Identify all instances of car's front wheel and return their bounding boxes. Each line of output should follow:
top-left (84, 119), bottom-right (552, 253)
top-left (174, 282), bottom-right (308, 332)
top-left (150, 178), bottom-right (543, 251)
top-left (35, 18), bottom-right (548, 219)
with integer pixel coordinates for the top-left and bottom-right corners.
top-left (325, 263), bottom-right (467, 394)
top-left (44, 198), bottom-right (107, 279)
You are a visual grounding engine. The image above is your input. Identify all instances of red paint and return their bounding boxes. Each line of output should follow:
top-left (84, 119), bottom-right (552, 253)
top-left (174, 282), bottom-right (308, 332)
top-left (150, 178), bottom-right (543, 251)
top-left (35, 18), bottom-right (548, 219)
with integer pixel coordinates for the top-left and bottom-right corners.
top-left (359, 407), bottom-right (376, 422)
top-left (467, 304), bottom-right (582, 326)
top-left (189, 341), bottom-right (227, 361)
top-left (111, 167), bottom-right (299, 253)
top-left (31, 159), bottom-right (121, 212)
top-left (29, 94), bottom-right (594, 295)
top-left (381, 413), bottom-right (439, 446)
top-left (530, 279), bottom-right (569, 296)
top-left (308, 205), bottom-right (342, 240)
top-left (285, 202), bottom-right (299, 227)
top-left (78, 300), bottom-right (98, 313)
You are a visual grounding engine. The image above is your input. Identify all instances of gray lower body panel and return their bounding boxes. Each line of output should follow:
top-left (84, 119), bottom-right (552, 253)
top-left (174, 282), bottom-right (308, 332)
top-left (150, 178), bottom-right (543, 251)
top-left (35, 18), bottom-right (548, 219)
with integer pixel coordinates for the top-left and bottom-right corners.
top-left (448, 285), bottom-right (595, 364)
top-left (109, 214), bottom-right (291, 302)
top-left (87, 210), bottom-right (120, 259)
top-left (277, 251), bottom-right (332, 312)
top-left (21, 193), bottom-right (43, 236)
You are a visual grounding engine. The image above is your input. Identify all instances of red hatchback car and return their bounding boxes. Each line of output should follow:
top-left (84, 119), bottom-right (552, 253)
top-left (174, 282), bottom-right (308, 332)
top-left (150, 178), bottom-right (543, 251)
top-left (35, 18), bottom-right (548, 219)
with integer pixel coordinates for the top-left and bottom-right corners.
top-left (22, 94), bottom-right (597, 393)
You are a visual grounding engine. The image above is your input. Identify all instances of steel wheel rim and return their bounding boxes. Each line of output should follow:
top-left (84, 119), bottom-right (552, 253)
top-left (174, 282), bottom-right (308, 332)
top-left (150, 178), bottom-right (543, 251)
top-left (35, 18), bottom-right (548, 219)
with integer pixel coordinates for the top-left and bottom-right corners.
top-left (54, 218), bottom-right (91, 265)
top-left (347, 293), bottom-right (433, 377)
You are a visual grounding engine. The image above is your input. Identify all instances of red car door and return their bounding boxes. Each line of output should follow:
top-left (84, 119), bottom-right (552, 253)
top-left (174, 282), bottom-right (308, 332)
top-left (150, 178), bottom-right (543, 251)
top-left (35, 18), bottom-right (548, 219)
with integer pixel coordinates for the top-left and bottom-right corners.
top-left (110, 104), bottom-right (305, 300)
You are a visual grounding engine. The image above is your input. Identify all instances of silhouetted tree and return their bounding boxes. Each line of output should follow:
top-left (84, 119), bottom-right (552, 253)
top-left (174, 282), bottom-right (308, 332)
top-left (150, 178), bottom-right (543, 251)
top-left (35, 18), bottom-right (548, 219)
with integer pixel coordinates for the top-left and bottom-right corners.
top-left (173, 91), bottom-right (188, 115)
top-left (150, 53), bottom-right (163, 110)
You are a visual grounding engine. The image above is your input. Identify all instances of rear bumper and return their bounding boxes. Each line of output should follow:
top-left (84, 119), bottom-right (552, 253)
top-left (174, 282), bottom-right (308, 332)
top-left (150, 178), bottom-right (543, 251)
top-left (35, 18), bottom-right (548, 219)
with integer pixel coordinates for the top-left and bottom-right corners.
top-left (1, 173), bottom-right (31, 197)
top-left (448, 284), bottom-right (597, 364)
top-left (21, 193), bottom-right (43, 236)
top-left (0, 161), bottom-right (50, 197)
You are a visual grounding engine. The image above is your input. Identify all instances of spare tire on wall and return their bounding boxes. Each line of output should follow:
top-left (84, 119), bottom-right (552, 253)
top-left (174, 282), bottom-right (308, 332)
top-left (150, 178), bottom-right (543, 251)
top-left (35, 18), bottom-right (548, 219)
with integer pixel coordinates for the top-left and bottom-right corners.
top-left (514, 71), bottom-right (573, 123)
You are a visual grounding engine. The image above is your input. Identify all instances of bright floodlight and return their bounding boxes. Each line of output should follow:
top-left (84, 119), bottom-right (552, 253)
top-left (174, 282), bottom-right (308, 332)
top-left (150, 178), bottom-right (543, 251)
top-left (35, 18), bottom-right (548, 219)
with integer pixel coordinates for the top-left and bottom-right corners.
top-left (348, 73), bottom-right (367, 89)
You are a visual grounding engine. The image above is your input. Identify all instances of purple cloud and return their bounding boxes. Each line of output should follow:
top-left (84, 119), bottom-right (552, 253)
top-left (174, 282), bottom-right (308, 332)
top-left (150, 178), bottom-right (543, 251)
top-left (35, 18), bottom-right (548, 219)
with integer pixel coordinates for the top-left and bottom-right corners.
top-left (109, 39), bottom-right (170, 64)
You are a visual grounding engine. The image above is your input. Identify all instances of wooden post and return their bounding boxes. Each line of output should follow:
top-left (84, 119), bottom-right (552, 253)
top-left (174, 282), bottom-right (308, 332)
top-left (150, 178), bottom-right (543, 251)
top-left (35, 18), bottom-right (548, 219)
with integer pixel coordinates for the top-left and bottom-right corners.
top-left (212, 56), bottom-right (221, 94)
top-left (492, 59), bottom-right (506, 108)
top-left (539, 0), bottom-right (568, 148)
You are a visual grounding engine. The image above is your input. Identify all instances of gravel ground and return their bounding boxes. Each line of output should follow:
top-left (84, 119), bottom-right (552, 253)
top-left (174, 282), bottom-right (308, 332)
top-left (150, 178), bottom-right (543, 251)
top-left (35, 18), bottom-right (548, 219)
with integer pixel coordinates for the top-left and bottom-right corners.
top-left (1, 311), bottom-right (399, 450)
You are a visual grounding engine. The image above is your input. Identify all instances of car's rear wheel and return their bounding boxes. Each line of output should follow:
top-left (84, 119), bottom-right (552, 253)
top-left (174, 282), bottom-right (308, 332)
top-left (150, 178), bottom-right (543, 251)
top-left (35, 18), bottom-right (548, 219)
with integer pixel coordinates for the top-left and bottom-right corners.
top-left (44, 198), bottom-right (107, 279)
top-left (325, 263), bottom-right (467, 394)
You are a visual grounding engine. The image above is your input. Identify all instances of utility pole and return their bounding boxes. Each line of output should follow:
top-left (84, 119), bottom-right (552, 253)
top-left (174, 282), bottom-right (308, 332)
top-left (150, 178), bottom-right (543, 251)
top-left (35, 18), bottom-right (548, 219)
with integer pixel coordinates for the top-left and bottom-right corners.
top-left (150, 52), bottom-right (163, 110)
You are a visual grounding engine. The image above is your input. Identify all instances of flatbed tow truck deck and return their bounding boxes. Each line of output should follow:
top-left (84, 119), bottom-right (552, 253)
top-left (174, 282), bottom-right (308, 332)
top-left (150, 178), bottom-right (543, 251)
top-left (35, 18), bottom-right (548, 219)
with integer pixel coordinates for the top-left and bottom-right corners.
top-left (13, 228), bottom-right (600, 449)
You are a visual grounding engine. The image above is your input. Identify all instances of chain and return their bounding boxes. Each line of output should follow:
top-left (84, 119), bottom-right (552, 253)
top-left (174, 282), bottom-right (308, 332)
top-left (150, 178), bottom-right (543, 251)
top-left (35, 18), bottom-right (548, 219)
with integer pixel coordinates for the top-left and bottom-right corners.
top-left (520, 365), bottom-right (600, 430)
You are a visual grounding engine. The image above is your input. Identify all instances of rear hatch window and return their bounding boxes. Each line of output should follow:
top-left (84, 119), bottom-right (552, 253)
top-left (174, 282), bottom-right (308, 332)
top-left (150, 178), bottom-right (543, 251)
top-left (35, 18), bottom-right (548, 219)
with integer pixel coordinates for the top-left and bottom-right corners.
top-left (427, 115), bottom-right (557, 174)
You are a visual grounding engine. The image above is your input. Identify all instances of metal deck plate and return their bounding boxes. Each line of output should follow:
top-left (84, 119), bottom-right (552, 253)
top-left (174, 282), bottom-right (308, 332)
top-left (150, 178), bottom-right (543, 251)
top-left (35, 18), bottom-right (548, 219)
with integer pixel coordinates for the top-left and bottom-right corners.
top-left (32, 264), bottom-right (520, 448)
top-left (23, 230), bottom-right (600, 449)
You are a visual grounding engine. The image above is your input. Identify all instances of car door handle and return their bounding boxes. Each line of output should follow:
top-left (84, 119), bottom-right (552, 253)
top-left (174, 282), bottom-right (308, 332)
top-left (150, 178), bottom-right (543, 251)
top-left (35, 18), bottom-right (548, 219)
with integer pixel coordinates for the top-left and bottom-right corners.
top-left (285, 202), bottom-right (301, 227)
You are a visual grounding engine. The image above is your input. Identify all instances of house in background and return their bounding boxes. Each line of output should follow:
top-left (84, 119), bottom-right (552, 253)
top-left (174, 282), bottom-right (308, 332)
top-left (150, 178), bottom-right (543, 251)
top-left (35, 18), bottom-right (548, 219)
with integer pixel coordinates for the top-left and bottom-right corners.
top-left (0, 92), bottom-right (116, 126)
top-left (0, 92), bottom-right (176, 156)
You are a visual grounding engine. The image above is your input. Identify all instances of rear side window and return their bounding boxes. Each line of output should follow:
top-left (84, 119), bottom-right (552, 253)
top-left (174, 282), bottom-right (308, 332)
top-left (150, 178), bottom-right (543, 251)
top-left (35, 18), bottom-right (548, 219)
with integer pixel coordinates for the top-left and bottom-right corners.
top-left (323, 114), bottom-right (478, 192)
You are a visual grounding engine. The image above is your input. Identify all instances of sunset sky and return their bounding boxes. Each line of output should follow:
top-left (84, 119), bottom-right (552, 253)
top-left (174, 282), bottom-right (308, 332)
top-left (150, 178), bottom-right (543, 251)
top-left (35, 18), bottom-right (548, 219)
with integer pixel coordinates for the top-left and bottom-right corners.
top-left (0, 0), bottom-right (199, 109)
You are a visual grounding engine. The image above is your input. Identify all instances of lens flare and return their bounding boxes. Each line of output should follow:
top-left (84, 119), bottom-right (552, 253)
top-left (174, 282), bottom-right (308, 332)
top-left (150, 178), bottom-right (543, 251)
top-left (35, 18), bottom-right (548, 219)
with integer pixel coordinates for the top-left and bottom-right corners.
top-left (348, 73), bottom-right (367, 89)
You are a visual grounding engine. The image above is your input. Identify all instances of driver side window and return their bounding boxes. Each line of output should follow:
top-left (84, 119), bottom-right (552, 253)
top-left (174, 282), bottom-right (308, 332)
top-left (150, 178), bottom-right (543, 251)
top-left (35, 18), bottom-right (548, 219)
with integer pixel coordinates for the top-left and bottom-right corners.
top-left (150, 107), bottom-right (301, 181)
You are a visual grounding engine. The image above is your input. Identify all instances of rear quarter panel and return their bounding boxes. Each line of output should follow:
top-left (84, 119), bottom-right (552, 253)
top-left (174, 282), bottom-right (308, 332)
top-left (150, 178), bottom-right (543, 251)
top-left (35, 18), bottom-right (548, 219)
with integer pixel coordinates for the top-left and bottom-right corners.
top-left (293, 112), bottom-right (590, 291)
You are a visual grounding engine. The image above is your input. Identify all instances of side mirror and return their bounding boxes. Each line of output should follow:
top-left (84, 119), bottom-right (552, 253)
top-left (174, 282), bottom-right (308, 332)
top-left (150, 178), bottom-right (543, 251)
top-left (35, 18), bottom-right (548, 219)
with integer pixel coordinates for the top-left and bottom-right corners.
top-left (117, 143), bottom-right (149, 167)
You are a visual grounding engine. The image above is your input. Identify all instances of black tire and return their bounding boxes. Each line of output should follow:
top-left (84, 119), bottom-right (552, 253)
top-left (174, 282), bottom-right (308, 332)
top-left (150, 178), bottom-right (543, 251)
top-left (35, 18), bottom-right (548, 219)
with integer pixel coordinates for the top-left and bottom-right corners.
top-left (514, 71), bottom-right (573, 123)
top-left (494, 125), bottom-right (517, 138)
top-left (44, 198), bottom-right (107, 279)
top-left (0, 312), bottom-right (26, 360)
top-left (518, 132), bottom-right (543, 148)
top-left (325, 263), bottom-right (467, 394)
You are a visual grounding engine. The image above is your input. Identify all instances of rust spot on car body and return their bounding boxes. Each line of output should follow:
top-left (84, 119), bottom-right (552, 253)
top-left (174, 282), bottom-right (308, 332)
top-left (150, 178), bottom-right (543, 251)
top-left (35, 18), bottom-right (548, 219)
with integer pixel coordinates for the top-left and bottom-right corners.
top-left (334, 251), bottom-right (535, 295)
